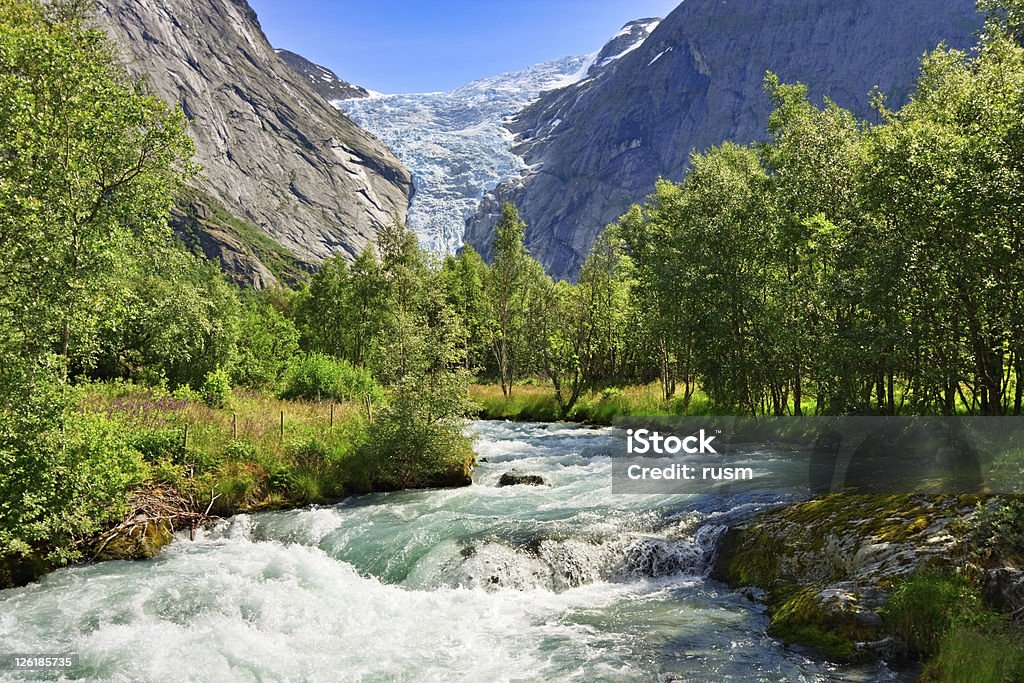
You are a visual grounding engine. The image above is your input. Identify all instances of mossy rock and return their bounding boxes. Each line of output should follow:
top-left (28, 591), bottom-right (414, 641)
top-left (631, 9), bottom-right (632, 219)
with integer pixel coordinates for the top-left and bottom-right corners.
top-left (0, 554), bottom-right (51, 589)
top-left (715, 494), bottom-right (975, 662)
top-left (767, 586), bottom-right (884, 662)
top-left (93, 517), bottom-right (175, 562)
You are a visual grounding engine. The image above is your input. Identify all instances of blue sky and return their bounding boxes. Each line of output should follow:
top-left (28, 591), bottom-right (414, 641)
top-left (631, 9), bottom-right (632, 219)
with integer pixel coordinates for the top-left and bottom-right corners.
top-left (248, 0), bottom-right (681, 93)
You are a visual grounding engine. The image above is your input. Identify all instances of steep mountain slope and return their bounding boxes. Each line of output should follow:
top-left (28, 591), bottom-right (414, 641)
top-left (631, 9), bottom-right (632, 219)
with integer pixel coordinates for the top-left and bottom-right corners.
top-left (333, 19), bottom-right (659, 254)
top-left (464, 0), bottom-right (983, 279)
top-left (276, 49), bottom-right (371, 101)
top-left (95, 0), bottom-right (412, 286)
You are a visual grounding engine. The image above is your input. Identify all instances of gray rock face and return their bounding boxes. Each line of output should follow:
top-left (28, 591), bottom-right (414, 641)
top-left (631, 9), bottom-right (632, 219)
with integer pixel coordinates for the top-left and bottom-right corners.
top-left (276, 49), bottom-right (371, 101)
top-left (465, 0), bottom-right (983, 279)
top-left (96, 0), bottom-right (412, 277)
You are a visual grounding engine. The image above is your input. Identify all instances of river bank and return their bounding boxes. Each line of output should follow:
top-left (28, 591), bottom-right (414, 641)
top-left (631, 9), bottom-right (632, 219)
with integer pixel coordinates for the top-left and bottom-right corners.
top-left (712, 493), bottom-right (1024, 678)
top-left (1, 382), bottom-right (473, 590)
top-left (470, 381), bottom-right (716, 425)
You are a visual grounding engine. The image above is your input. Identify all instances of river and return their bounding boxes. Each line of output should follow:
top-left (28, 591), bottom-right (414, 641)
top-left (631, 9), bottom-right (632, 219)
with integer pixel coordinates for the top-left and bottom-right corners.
top-left (0, 422), bottom-right (904, 682)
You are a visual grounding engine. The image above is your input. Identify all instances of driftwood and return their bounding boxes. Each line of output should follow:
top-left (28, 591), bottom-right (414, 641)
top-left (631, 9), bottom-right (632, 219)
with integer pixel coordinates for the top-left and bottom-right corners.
top-left (90, 484), bottom-right (220, 560)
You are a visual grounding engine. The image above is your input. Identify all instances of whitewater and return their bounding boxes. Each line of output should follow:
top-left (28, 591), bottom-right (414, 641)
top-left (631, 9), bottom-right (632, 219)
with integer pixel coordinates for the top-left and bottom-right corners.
top-left (0, 422), bottom-right (903, 682)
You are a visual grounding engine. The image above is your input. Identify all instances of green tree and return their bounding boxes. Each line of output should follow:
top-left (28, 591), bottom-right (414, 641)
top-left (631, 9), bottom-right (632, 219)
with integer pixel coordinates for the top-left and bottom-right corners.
top-left (759, 74), bottom-right (872, 414)
top-left (440, 247), bottom-right (490, 372)
top-left (95, 251), bottom-right (240, 388)
top-left (0, 0), bottom-right (195, 372)
top-left (868, 31), bottom-right (1024, 414)
top-left (232, 299), bottom-right (300, 389)
top-left (486, 203), bottom-right (544, 396)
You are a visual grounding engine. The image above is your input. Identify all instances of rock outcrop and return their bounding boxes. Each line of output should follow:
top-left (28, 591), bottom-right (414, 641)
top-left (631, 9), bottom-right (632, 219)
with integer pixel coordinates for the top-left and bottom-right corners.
top-left (465, 0), bottom-right (983, 279)
top-left (96, 0), bottom-right (412, 285)
top-left (713, 494), bottom-right (978, 661)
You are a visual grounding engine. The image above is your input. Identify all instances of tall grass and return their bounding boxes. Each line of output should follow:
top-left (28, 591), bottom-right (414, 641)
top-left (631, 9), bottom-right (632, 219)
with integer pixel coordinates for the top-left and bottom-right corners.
top-left (470, 381), bottom-right (720, 424)
top-left (883, 570), bottom-right (1024, 682)
top-left (80, 381), bottom-right (368, 512)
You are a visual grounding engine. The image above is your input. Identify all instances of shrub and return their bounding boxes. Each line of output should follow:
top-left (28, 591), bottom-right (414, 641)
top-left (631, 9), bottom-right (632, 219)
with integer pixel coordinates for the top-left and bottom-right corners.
top-left (286, 438), bottom-right (332, 471)
top-left (221, 439), bottom-right (258, 462)
top-left (1, 403), bottom-right (149, 567)
top-left (200, 368), bottom-right (233, 408)
top-left (171, 384), bottom-right (202, 403)
top-left (232, 303), bottom-right (300, 389)
top-left (211, 461), bottom-right (266, 515)
top-left (279, 353), bottom-right (381, 403)
top-left (350, 385), bottom-right (474, 491)
top-left (969, 496), bottom-right (1024, 563)
top-left (128, 428), bottom-right (185, 463)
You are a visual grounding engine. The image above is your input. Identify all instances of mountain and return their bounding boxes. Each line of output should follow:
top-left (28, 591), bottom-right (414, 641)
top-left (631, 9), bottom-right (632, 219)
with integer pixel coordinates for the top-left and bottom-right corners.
top-left (464, 0), bottom-right (984, 280)
top-left (276, 49), bottom-right (371, 101)
top-left (95, 0), bottom-right (412, 287)
top-left (331, 20), bottom-right (660, 254)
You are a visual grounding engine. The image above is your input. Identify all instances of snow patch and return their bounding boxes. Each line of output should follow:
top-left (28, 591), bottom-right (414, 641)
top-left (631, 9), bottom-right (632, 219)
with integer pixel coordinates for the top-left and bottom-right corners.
top-left (649, 47), bottom-right (673, 66)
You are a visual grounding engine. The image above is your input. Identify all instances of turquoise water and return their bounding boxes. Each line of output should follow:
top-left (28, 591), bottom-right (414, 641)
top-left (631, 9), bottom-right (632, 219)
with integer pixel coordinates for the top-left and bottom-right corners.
top-left (0, 422), bottom-right (903, 682)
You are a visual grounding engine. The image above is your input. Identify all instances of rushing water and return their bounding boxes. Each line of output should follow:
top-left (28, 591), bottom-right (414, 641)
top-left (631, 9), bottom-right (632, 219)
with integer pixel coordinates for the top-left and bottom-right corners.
top-left (0, 422), bottom-right (905, 682)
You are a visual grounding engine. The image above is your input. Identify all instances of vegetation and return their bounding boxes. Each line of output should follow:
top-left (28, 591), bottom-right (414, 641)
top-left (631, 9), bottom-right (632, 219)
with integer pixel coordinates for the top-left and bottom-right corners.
top-left (883, 570), bottom-right (1024, 682)
top-left (453, 1), bottom-right (1024, 420)
top-left (0, 1), bottom-right (472, 584)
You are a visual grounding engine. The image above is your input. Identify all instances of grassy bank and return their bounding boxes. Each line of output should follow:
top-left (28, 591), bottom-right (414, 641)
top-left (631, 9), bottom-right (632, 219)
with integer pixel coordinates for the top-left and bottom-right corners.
top-left (1, 380), bottom-right (474, 588)
top-left (470, 382), bottom-right (721, 424)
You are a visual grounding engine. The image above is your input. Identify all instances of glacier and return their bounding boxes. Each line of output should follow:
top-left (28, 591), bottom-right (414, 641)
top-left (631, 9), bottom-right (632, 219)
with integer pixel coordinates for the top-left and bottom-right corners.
top-left (335, 57), bottom-right (590, 254)
top-left (335, 20), bottom-right (658, 254)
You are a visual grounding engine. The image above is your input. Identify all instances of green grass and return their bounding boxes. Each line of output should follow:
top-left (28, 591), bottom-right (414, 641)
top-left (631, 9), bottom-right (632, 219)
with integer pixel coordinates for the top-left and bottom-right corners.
top-left (175, 187), bottom-right (310, 286)
top-left (923, 625), bottom-right (1024, 682)
top-left (470, 381), bottom-right (722, 424)
top-left (882, 570), bottom-right (1024, 682)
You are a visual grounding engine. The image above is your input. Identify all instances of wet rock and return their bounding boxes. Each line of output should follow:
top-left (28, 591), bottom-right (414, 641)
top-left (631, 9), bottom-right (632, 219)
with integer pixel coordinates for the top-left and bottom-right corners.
top-left (985, 566), bottom-right (1024, 617)
top-left (498, 471), bottom-right (549, 487)
top-left (713, 494), bottom-right (976, 661)
top-left (93, 515), bottom-right (175, 562)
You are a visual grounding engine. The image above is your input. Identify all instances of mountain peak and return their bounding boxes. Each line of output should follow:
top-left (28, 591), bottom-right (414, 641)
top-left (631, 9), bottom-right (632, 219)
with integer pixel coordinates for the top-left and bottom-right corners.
top-left (96, 0), bottom-right (411, 286)
top-left (465, 0), bottom-right (984, 280)
top-left (275, 49), bottom-right (371, 101)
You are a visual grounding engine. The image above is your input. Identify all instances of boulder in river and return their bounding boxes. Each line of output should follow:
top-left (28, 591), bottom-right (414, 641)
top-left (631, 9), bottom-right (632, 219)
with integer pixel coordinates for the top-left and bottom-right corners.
top-left (498, 471), bottom-right (549, 487)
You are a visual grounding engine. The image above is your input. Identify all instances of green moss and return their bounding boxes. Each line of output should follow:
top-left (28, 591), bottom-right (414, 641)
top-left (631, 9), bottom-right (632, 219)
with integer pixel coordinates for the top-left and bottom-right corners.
top-left (718, 526), bottom-right (784, 586)
top-left (716, 494), bottom-right (973, 662)
top-left (94, 519), bottom-right (174, 562)
top-left (766, 587), bottom-right (880, 662)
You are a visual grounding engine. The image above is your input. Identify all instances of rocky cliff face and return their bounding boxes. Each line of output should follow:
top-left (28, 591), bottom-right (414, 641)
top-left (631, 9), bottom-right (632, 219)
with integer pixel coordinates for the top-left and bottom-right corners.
top-left (96, 0), bottom-right (412, 286)
top-left (276, 49), bottom-right (371, 101)
top-left (465, 0), bottom-right (983, 279)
